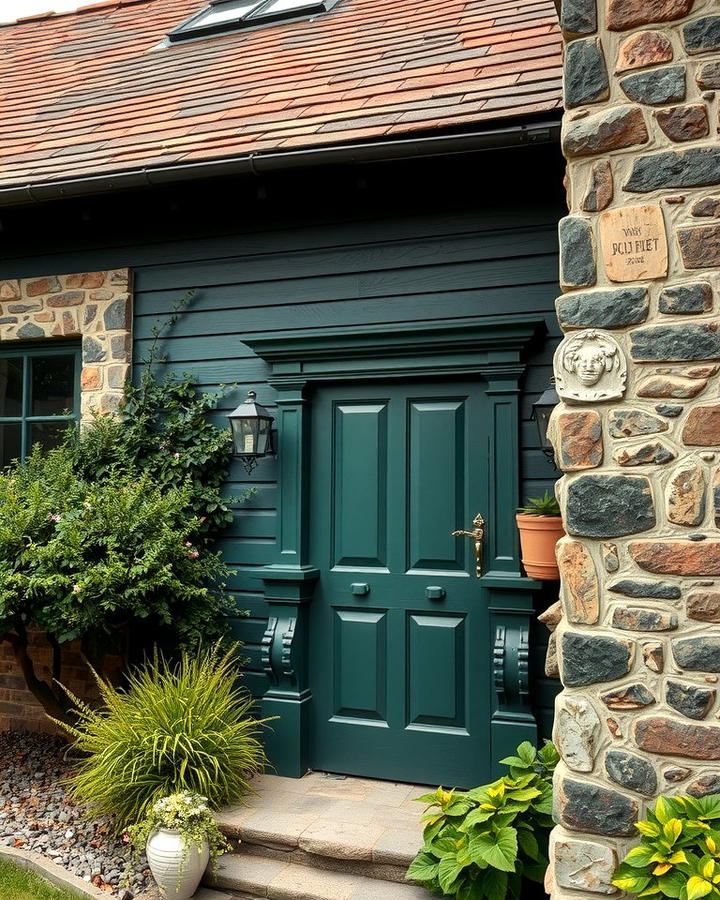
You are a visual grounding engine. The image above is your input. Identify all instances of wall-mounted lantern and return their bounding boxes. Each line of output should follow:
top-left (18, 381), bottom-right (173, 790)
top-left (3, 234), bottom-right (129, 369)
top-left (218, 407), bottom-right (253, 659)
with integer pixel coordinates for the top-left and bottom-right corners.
top-left (532, 381), bottom-right (559, 470)
top-left (228, 390), bottom-right (275, 474)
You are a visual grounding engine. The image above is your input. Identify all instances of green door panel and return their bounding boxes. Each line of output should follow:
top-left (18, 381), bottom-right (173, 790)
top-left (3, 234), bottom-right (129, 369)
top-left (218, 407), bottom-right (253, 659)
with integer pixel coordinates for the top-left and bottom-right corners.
top-left (309, 380), bottom-right (491, 788)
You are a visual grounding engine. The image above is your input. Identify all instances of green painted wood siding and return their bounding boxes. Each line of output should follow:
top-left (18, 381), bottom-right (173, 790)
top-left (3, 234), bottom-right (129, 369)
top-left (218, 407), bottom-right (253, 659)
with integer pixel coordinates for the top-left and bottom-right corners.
top-left (0, 147), bottom-right (565, 735)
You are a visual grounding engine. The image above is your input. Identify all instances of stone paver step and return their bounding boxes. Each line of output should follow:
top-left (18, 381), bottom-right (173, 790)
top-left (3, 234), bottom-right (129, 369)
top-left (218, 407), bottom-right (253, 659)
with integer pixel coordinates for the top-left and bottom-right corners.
top-left (206, 852), bottom-right (430, 900)
top-left (215, 772), bottom-right (425, 872)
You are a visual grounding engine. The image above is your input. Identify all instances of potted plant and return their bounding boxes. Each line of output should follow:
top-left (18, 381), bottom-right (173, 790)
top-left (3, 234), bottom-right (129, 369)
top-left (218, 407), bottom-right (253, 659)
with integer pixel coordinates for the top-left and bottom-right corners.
top-left (516, 491), bottom-right (564, 580)
top-left (129, 792), bottom-right (229, 899)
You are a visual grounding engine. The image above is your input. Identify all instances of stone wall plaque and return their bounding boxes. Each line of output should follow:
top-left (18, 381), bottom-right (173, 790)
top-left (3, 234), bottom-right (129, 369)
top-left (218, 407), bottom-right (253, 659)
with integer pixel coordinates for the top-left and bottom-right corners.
top-left (554, 329), bottom-right (627, 403)
top-left (599, 204), bottom-right (668, 282)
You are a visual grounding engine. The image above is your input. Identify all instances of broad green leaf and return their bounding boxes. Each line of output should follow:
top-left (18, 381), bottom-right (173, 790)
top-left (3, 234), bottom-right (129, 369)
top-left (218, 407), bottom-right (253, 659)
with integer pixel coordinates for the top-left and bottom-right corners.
top-left (516, 742), bottom-right (537, 766)
top-left (625, 845), bottom-right (657, 868)
top-left (481, 867), bottom-right (508, 900)
top-left (688, 875), bottom-right (714, 900)
top-left (655, 797), bottom-right (672, 825)
top-left (637, 821), bottom-right (662, 838)
top-left (406, 852), bottom-right (439, 882)
top-left (612, 872), bottom-right (652, 893)
top-left (437, 855), bottom-right (463, 894)
top-left (518, 829), bottom-right (539, 862)
top-left (658, 870), bottom-right (688, 899)
top-left (469, 826), bottom-right (518, 873)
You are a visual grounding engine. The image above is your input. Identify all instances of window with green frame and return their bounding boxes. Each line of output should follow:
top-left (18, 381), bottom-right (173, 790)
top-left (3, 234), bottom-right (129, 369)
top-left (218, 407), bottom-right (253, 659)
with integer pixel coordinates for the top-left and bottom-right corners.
top-left (0, 344), bottom-right (81, 467)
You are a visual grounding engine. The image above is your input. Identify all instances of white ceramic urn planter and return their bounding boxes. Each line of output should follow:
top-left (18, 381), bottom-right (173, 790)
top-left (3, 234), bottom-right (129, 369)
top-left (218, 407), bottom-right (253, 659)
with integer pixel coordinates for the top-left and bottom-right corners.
top-left (146, 828), bottom-right (210, 899)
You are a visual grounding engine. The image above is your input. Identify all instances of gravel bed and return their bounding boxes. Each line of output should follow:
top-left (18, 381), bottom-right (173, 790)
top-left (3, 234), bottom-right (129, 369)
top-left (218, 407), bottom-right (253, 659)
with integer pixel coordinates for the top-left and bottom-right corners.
top-left (0, 731), bottom-right (156, 898)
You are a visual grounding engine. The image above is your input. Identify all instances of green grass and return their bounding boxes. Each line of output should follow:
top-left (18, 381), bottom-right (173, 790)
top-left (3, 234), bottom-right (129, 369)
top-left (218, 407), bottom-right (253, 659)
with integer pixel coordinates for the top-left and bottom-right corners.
top-left (0, 859), bottom-right (79, 900)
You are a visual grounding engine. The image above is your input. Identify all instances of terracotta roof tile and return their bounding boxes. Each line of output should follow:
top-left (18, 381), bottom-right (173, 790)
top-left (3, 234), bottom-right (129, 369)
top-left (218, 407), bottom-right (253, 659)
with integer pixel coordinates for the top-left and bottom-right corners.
top-left (0, 0), bottom-right (562, 189)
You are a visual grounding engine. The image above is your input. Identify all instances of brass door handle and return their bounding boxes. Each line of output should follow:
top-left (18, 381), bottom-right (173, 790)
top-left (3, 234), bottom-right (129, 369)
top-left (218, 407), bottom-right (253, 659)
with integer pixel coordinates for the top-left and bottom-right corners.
top-left (452, 513), bottom-right (485, 578)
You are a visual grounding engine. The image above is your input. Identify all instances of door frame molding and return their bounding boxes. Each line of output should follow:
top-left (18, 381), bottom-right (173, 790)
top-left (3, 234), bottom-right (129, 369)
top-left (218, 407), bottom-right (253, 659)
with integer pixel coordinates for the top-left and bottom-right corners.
top-left (243, 315), bottom-right (547, 777)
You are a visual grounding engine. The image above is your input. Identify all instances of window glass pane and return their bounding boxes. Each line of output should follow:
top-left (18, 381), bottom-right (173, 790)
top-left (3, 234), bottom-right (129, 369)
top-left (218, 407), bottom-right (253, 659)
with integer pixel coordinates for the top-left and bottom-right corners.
top-left (0, 357), bottom-right (23, 417)
top-left (30, 354), bottom-right (76, 417)
top-left (0, 423), bottom-right (21, 467)
top-left (250, 0), bottom-right (320, 15)
top-left (28, 421), bottom-right (71, 454)
top-left (192, 1), bottom-right (259, 26)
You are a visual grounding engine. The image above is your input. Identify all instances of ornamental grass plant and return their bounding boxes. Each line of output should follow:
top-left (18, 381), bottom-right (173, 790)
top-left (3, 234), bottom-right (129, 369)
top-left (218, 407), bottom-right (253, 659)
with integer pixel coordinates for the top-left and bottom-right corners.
top-left (57, 643), bottom-right (270, 830)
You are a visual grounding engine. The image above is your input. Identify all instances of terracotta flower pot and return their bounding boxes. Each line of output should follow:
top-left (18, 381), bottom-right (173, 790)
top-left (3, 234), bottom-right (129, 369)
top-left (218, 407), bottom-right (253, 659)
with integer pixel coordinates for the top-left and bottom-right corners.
top-left (516, 513), bottom-right (565, 581)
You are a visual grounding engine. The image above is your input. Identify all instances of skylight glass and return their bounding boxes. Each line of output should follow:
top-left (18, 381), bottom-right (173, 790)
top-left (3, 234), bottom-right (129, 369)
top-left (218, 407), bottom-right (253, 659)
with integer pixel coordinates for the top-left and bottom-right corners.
top-left (168, 0), bottom-right (339, 41)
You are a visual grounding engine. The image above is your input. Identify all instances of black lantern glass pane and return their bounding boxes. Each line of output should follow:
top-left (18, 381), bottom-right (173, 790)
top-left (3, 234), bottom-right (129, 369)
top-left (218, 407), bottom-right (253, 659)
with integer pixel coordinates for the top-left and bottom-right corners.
top-left (256, 417), bottom-right (272, 456)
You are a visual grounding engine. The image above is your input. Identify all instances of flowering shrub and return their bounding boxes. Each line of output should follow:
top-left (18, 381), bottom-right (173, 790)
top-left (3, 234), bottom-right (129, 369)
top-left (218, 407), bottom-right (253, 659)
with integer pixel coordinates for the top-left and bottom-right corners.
top-left (0, 445), bottom-right (233, 724)
top-left (613, 795), bottom-right (720, 899)
top-left (128, 791), bottom-right (229, 871)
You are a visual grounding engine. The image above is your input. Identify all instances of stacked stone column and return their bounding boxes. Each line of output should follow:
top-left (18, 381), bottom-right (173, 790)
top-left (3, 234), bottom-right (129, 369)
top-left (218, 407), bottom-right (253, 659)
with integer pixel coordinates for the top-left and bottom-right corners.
top-left (548, 0), bottom-right (720, 896)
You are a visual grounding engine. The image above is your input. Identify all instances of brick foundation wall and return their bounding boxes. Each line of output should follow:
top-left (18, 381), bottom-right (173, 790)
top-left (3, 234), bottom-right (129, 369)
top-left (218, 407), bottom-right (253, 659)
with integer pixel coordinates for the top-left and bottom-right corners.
top-left (0, 632), bottom-right (124, 733)
top-left (548, 1), bottom-right (720, 896)
top-left (0, 269), bottom-right (132, 734)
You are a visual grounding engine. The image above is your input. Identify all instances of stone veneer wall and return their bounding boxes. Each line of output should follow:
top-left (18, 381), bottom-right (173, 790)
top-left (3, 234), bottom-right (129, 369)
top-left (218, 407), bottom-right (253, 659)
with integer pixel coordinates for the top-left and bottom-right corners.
top-left (547, 1), bottom-right (720, 896)
top-left (0, 269), bottom-right (131, 733)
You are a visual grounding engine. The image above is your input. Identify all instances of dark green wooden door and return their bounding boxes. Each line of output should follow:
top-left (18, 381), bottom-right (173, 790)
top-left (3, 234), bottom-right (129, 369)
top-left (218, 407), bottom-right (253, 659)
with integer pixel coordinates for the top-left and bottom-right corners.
top-left (309, 380), bottom-right (491, 787)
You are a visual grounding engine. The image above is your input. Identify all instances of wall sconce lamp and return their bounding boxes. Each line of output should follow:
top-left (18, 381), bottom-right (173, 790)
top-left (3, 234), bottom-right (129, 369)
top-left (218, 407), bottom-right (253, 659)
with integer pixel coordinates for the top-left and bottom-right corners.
top-left (228, 390), bottom-right (276, 474)
top-left (532, 381), bottom-right (559, 470)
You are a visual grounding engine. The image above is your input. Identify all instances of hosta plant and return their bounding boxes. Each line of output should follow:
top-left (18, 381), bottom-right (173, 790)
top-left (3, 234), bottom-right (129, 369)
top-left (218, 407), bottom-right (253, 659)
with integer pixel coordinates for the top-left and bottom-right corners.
top-left (613, 795), bottom-right (720, 899)
top-left (406, 740), bottom-right (559, 899)
top-left (58, 643), bottom-right (270, 830)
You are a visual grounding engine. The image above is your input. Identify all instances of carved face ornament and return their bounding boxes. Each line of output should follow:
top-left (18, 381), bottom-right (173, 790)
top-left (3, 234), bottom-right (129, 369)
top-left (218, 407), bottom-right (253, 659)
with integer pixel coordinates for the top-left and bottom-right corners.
top-left (554, 329), bottom-right (627, 403)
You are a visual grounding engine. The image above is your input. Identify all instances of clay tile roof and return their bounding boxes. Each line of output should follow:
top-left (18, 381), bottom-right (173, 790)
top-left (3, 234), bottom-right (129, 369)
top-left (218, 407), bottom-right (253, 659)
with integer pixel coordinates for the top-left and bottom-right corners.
top-left (0, 0), bottom-right (562, 190)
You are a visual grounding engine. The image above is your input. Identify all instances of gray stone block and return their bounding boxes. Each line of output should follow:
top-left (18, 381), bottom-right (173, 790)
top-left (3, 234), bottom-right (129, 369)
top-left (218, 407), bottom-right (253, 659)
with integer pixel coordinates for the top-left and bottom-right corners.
top-left (557, 287), bottom-right (647, 328)
top-left (565, 38), bottom-right (609, 107)
top-left (625, 146), bottom-right (720, 192)
top-left (565, 474), bottom-right (656, 538)
top-left (562, 632), bottom-right (633, 686)
top-left (620, 65), bottom-right (686, 105)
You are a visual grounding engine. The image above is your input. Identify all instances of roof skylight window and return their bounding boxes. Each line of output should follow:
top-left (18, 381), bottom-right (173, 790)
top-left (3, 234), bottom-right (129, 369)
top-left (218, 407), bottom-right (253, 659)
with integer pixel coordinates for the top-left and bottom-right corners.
top-left (168, 0), bottom-right (340, 41)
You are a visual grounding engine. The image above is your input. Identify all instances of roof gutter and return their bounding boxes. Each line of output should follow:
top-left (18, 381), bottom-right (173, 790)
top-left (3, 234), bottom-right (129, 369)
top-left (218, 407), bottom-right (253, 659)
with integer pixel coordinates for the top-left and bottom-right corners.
top-left (0, 117), bottom-right (561, 208)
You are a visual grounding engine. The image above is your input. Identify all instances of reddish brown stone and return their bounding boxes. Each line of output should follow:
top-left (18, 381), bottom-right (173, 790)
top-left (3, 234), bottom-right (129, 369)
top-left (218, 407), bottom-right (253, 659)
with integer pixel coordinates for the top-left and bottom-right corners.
top-left (679, 225), bottom-right (720, 269)
top-left (563, 105), bottom-right (649, 158)
top-left (637, 374), bottom-right (708, 398)
top-left (581, 160), bottom-right (614, 212)
top-left (667, 462), bottom-right (706, 526)
top-left (89, 289), bottom-right (114, 301)
top-left (557, 411), bottom-right (603, 471)
top-left (607, 718), bottom-right (622, 738)
top-left (630, 540), bottom-right (720, 576)
top-left (602, 684), bottom-right (655, 710)
top-left (615, 442), bottom-right (675, 467)
top-left (557, 540), bottom-right (599, 624)
top-left (0, 280), bottom-right (20, 301)
top-left (607, 0), bottom-right (694, 32)
top-left (656, 105), bottom-right (709, 142)
top-left (80, 367), bottom-right (101, 391)
top-left (34, 311), bottom-right (54, 323)
top-left (66, 272), bottom-right (106, 289)
top-left (698, 63), bottom-right (720, 90)
top-left (687, 590), bottom-right (720, 622)
top-left (46, 291), bottom-right (85, 308)
top-left (665, 766), bottom-right (692, 782)
top-left (61, 311), bottom-right (80, 336)
top-left (25, 276), bottom-right (61, 297)
top-left (691, 196), bottom-right (720, 217)
top-left (617, 30), bottom-right (674, 70)
top-left (643, 641), bottom-right (664, 673)
top-left (682, 364), bottom-right (720, 379)
top-left (683, 405), bottom-right (720, 445)
top-left (688, 774), bottom-right (720, 797)
top-left (635, 716), bottom-right (720, 759)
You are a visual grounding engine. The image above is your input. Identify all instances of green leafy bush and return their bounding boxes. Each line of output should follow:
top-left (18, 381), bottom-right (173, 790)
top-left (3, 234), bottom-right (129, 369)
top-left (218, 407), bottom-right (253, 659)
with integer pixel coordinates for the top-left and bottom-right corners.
top-left (406, 741), bottom-right (559, 899)
top-left (613, 795), bottom-right (720, 899)
top-left (59, 644), bottom-right (269, 829)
